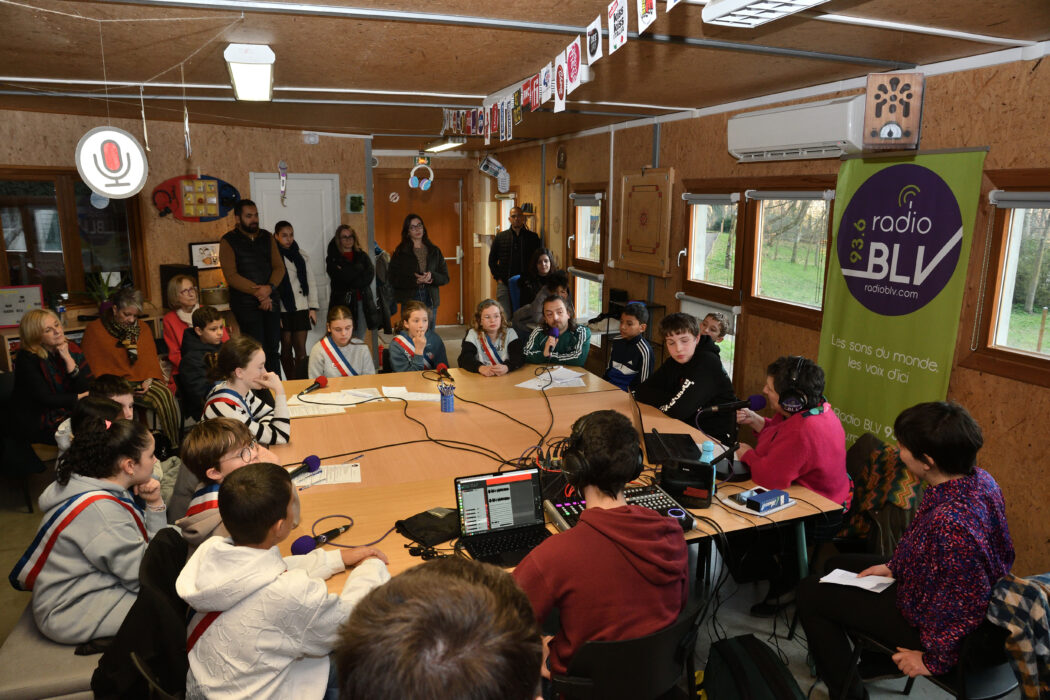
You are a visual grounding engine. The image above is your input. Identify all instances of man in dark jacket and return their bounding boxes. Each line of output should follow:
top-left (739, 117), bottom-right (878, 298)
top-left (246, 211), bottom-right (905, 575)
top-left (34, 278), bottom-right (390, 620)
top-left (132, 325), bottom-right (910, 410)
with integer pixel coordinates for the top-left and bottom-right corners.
top-left (634, 312), bottom-right (738, 445)
top-left (218, 199), bottom-right (284, 373)
top-left (488, 207), bottom-right (540, 315)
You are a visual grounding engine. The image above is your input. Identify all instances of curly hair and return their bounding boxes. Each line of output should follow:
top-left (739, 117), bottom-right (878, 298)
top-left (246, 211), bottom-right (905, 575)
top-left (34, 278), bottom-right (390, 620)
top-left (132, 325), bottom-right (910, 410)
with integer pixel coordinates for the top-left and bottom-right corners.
top-left (56, 418), bottom-right (152, 486)
top-left (470, 299), bottom-right (509, 343)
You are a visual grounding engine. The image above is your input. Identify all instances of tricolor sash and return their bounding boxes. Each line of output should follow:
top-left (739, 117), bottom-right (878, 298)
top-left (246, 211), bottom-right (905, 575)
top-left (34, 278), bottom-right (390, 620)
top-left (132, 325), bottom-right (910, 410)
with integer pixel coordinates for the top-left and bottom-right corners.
top-left (9, 491), bottom-right (147, 591)
top-left (185, 483), bottom-right (220, 518)
top-left (392, 334), bottom-right (432, 369)
top-left (186, 609), bottom-right (222, 652)
top-left (481, 333), bottom-right (504, 366)
top-left (320, 335), bottom-right (358, 377)
top-left (204, 387), bottom-right (250, 417)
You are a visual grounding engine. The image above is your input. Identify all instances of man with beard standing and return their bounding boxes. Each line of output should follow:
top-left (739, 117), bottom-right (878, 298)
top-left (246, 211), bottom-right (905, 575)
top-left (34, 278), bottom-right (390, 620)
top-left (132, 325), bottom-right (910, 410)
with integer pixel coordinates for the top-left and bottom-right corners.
top-left (488, 206), bottom-right (540, 316)
top-left (219, 199), bottom-right (285, 374)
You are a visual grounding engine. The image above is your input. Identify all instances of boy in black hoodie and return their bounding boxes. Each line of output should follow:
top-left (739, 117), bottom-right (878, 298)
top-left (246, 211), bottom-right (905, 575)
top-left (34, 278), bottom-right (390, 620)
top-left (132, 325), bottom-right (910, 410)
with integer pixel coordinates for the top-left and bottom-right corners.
top-left (179, 305), bottom-right (225, 418)
top-left (634, 312), bottom-right (737, 445)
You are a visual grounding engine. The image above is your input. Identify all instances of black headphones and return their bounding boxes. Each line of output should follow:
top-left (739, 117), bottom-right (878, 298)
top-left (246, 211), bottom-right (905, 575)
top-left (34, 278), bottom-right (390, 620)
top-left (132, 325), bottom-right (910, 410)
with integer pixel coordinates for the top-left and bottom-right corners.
top-left (561, 414), bottom-right (644, 490)
top-left (778, 356), bottom-right (811, 415)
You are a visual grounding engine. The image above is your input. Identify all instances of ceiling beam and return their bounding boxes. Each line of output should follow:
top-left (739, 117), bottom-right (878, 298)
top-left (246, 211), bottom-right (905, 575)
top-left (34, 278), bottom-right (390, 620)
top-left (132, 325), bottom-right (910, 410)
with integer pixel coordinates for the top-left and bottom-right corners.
top-left (97, 0), bottom-right (914, 69)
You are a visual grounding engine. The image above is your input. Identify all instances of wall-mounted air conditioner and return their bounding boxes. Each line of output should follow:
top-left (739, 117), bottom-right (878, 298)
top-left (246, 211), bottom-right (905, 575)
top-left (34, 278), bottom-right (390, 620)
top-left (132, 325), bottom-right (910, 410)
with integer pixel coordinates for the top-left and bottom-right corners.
top-left (727, 95), bottom-right (865, 162)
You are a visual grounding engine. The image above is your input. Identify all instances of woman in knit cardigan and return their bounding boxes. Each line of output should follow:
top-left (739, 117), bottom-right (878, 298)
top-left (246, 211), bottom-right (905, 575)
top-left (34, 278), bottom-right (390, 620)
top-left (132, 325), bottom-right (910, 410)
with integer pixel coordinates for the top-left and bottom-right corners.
top-left (81, 288), bottom-right (181, 444)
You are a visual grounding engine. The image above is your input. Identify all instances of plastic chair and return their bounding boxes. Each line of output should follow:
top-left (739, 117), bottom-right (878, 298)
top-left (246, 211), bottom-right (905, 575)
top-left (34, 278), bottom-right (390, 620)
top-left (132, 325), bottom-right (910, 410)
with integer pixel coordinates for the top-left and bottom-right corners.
top-left (839, 619), bottom-right (1018, 700)
top-left (508, 274), bottom-right (522, 311)
top-left (550, 600), bottom-right (703, 700)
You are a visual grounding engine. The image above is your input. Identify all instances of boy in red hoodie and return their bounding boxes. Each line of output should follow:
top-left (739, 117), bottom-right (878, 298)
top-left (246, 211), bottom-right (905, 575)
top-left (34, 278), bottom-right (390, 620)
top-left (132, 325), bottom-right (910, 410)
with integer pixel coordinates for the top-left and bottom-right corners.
top-left (513, 410), bottom-right (688, 679)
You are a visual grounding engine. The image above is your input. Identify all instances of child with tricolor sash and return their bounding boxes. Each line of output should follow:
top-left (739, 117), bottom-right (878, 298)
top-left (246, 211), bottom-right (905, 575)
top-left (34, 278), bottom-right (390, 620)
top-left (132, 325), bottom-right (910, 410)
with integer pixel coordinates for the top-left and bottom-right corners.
top-left (388, 300), bottom-right (448, 372)
top-left (307, 305), bottom-right (376, 379)
top-left (176, 463), bottom-right (389, 699)
top-left (11, 418), bottom-right (165, 644)
top-left (202, 335), bottom-right (290, 445)
top-left (458, 299), bottom-right (524, 376)
top-left (171, 418), bottom-right (280, 556)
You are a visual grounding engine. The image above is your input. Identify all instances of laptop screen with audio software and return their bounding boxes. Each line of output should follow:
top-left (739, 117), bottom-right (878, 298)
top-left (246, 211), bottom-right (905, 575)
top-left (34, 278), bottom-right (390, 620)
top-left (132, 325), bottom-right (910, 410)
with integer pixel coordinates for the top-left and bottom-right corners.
top-left (455, 468), bottom-right (545, 537)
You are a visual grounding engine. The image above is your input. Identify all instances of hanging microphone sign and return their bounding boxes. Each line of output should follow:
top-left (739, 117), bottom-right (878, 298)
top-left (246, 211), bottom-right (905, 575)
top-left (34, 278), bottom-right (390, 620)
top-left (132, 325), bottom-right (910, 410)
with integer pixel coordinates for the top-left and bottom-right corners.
top-left (75, 126), bottom-right (149, 199)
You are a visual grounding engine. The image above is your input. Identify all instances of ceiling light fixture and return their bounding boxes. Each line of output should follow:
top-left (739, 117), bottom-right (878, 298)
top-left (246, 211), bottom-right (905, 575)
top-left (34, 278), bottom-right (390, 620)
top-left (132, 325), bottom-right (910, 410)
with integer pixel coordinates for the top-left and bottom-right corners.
top-left (702, 0), bottom-right (830, 28)
top-left (224, 43), bottom-right (275, 101)
top-left (423, 136), bottom-right (466, 153)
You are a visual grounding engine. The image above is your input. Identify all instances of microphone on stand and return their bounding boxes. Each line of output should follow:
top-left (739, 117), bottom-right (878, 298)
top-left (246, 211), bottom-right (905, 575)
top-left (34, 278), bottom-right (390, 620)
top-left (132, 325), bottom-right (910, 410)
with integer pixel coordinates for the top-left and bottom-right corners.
top-left (435, 363), bottom-right (454, 383)
top-left (301, 375), bottom-right (329, 395)
top-left (290, 523), bottom-right (352, 555)
top-left (696, 394), bottom-right (767, 416)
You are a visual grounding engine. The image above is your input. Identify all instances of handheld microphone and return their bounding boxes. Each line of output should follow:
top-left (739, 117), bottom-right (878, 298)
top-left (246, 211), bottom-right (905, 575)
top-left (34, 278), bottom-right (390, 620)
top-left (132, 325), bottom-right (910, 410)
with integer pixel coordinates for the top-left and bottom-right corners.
top-left (290, 524), bottom-right (352, 555)
top-left (288, 454), bottom-right (321, 480)
top-left (697, 394), bottom-right (767, 416)
top-left (549, 326), bottom-right (560, 338)
top-left (435, 363), bottom-right (454, 382)
top-left (301, 375), bottom-right (329, 395)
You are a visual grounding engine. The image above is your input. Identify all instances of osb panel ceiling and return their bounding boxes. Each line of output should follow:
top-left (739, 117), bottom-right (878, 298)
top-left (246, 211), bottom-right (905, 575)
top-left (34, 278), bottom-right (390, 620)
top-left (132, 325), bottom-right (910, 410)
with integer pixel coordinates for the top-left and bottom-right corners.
top-left (1, 0), bottom-right (1047, 151)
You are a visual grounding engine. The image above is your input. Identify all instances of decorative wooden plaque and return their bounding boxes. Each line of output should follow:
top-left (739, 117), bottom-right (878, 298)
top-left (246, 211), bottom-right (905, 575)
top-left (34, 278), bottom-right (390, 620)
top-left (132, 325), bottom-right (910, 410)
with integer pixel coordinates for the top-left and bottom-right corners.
top-left (863, 72), bottom-right (924, 151)
top-left (617, 167), bottom-right (674, 277)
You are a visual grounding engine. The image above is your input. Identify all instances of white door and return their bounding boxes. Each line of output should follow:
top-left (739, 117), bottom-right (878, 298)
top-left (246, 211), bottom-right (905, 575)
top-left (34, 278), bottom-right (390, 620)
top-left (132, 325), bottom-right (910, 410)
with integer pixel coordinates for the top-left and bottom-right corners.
top-left (250, 173), bottom-right (341, 352)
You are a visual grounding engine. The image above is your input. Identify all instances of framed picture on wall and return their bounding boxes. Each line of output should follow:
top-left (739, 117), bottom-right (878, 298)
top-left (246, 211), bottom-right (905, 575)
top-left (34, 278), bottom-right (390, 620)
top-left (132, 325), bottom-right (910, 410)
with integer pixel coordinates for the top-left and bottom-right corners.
top-left (0, 284), bottom-right (44, 329)
top-left (189, 242), bottom-right (221, 270)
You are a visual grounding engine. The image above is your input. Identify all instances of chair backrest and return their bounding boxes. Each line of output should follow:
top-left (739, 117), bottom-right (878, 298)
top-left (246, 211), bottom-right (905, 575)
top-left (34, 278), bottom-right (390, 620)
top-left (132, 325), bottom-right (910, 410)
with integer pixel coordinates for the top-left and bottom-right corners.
top-left (552, 601), bottom-right (702, 700)
top-left (508, 274), bottom-right (522, 311)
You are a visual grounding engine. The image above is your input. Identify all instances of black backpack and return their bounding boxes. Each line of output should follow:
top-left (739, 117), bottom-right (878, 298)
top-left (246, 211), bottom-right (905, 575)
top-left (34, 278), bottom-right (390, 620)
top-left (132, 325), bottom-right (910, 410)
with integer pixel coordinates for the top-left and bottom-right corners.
top-left (703, 634), bottom-right (805, 700)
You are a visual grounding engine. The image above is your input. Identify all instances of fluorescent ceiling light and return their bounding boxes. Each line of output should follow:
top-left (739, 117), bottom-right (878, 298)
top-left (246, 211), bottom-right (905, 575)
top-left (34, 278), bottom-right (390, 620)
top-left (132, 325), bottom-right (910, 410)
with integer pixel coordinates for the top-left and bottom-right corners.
top-left (703, 0), bottom-right (831, 28)
top-left (423, 136), bottom-right (466, 153)
top-left (224, 43), bottom-right (275, 101)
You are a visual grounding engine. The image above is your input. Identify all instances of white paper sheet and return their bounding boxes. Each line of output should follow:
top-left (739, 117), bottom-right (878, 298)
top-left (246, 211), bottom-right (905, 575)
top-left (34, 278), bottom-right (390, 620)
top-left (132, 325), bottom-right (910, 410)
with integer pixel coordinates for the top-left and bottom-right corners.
top-left (288, 404), bottom-right (346, 418)
top-left (819, 568), bottom-right (895, 593)
top-left (516, 367), bottom-right (587, 390)
top-left (293, 462), bottom-right (362, 488)
top-left (382, 386), bottom-right (441, 402)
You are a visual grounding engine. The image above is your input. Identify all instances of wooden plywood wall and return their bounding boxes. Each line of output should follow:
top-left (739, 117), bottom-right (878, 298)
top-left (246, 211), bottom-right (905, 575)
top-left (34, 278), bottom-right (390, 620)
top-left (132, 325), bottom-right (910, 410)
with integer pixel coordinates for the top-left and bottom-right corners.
top-left (0, 110), bottom-right (368, 305)
top-left (488, 59), bottom-right (1050, 574)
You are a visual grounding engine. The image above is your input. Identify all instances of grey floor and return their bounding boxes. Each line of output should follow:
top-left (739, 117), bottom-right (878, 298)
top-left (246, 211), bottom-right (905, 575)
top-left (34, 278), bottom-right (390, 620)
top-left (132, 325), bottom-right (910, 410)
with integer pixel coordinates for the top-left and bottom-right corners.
top-left (692, 560), bottom-right (1021, 699)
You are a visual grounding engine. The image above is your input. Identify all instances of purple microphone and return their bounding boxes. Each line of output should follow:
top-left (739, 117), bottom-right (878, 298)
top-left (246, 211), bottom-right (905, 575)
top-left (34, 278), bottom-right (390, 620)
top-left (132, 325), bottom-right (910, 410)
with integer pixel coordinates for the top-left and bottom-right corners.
top-left (288, 455), bottom-right (321, 481)
top-left (290, 523), bottom-right (352, 556)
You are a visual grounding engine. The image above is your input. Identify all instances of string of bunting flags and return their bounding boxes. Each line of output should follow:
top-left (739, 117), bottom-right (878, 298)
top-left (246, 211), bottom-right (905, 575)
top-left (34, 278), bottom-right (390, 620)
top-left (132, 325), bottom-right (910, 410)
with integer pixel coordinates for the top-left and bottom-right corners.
top-left (441, 0), bottom-right (687, 143)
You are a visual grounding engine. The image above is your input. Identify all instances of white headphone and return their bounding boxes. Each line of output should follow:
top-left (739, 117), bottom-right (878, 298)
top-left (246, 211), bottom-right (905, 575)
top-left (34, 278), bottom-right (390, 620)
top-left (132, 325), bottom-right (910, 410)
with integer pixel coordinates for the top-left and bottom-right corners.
top-left (408, 164), bottom-right (434, 191)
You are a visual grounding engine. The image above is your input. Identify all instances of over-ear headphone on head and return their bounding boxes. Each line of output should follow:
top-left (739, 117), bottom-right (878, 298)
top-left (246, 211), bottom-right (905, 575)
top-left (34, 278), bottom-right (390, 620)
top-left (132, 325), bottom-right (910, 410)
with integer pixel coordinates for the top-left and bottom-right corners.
top-left (560, 414), bottom-right (644, 490)
top-left (778, 356), bottom-right (810, 415)
top-left (408, 164), bottom-right (434, 191)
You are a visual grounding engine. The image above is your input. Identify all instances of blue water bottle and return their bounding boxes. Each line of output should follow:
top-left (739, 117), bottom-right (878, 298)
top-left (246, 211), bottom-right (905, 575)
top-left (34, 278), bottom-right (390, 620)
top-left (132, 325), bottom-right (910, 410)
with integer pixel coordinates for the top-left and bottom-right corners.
top-left (700, 440), bottom-right (716, 493)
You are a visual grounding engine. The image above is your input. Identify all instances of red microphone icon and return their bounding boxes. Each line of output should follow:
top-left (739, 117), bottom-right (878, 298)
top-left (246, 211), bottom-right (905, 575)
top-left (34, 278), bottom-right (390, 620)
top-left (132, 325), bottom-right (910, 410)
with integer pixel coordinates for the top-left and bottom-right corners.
top-left (93, 139), bottom-right (132, 188)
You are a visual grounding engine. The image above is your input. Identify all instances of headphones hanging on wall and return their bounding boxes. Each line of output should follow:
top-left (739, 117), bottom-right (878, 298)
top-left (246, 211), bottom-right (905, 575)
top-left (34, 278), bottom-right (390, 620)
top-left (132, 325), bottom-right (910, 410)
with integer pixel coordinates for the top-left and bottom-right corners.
top-left (778, 356), bottom-right (811, 415)
top-left (561, 414), bottom-right (644, 491)
top-left (408, 164), bottom-right (434, 191)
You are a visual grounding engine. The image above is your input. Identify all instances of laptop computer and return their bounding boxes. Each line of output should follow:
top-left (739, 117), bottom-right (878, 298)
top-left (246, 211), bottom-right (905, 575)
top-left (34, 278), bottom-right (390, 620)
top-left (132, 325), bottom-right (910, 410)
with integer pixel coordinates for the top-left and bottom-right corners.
top-left (454, 468), bottom-right (551, 567)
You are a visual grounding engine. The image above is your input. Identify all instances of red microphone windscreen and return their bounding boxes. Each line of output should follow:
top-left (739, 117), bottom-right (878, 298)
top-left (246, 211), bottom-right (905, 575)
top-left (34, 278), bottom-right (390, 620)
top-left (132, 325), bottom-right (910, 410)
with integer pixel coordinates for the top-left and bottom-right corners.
top-left (290, 535), bottom-right (316, 556)
top-left (436, 363), bottom-right (448, 372)
top-left (316, 376), bottom-right (328, 388)
top-left (748, 394), bottom-right (767, 411)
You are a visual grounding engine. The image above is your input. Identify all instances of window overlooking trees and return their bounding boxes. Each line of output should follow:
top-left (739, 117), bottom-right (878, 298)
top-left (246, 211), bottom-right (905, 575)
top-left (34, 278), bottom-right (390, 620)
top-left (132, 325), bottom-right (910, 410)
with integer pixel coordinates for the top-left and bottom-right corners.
top-left (993, 205), bottom-right (1050, 356)
top-left (687, 199), bottom-right (737, 289)
top-left (752, 194), bottom-right (832, 309)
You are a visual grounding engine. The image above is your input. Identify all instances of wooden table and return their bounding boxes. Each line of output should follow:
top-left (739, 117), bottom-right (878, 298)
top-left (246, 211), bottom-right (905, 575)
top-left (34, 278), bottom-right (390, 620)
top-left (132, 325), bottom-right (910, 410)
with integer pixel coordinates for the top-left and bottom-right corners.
top-left (271, 368), bottom-right (841, 591)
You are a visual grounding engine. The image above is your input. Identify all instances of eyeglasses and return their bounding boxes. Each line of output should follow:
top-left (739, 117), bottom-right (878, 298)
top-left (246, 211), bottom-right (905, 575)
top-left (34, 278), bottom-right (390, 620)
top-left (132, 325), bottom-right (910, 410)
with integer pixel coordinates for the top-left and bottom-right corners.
top-left (409, 223), bottom-right (424, 230)
top-left (221, 440), bottom-right (257, 464)
top-left (179, 287), bottom-right (197, 295)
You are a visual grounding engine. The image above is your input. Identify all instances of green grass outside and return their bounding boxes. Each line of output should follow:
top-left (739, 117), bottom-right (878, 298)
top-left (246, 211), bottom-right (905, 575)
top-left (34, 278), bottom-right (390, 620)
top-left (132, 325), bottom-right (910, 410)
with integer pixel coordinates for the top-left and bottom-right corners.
top-left (1002, 304), bottom-right (1050, 355)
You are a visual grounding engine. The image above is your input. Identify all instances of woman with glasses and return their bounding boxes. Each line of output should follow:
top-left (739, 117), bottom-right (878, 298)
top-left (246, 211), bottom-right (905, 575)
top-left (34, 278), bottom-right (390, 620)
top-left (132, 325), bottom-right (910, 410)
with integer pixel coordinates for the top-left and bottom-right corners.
top-left (162, 274), bottom-right (229, 390)
top-left (326, 224), bottom-right (378, 341)
top-left (388, 213), bottom-right (449, 325)
top-left (82, 288), bottom-right (181, 445)
top-left (14, 308), bottom-right (94, 444)
top-left (170, 418), bottom-right (279, 555)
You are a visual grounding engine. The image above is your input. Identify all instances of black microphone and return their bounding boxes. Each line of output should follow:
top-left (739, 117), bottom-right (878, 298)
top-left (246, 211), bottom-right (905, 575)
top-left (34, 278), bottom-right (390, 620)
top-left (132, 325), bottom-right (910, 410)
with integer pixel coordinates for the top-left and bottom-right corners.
top-left (301, 375), bottom-right (329, 395)
top-left (697, 394), bottom-right (767, 416)
top-left (288, 455), bottom-right (321, 480)
top-left (435, 363), bottom-right (454, 382)
top-left (290, 524), bottom-right (351, 555)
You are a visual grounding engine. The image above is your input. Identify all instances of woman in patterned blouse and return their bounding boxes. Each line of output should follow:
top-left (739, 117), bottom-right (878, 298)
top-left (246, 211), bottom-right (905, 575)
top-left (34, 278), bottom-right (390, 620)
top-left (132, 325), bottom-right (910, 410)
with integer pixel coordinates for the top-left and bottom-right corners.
top-left (796, 401), bottom-right (1014, 700)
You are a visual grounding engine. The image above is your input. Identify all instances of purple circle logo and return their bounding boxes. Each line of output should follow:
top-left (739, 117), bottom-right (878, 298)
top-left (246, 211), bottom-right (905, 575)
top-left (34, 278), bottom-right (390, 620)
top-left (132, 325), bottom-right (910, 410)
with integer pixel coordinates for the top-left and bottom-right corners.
top-left (837, 163), bottom-right (963, 316)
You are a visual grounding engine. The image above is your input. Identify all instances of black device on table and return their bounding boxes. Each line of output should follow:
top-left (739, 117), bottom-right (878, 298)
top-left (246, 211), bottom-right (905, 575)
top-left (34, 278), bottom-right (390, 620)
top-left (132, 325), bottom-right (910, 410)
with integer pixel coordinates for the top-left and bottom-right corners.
top-left (454, 467), bottom-right (551, 567)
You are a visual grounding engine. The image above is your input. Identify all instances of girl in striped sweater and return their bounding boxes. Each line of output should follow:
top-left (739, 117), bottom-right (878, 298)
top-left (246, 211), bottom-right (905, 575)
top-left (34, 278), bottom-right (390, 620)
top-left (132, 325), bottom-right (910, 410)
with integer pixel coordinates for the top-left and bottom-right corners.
top-left (202, 336), bottom-right (290, 445)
